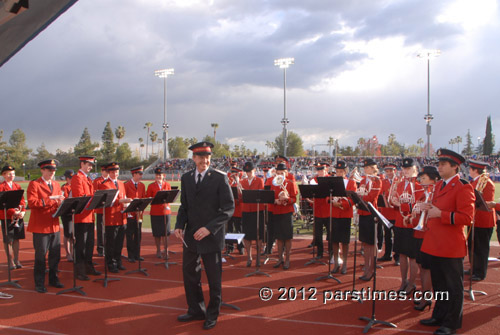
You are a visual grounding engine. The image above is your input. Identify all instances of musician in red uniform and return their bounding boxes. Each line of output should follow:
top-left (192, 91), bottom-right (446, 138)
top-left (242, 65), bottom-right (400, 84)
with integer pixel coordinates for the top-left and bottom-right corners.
top-left (146, 167), bottom-right (172, 259)
top-left (227, 165), bottom-right (244, 255)
top-left (411, 166), bottom-right (440, 311)
top-left (467, 160), bottom-right (496, 281)
top-left (97, 162), bottom-right (130, 272)
top-left (124, 166), bottom-right (146, 262)
top-left (27, 160), bottom-right (64, 293)
top-left (240, 161), bottom-right (265, 266)
top-left (72, 156), bottom-right (99, 280)
top-left (308, 163), bottom-right (330, 259)
top-left (390, 158), bottom-right (423, 294)
top-left (93, 164), bottom-right (108, 257)
top-left (378, 163), bottom-right (399, 264)
top-left (356, 159), bottom-right (381, 280)
top-left (330, 161), bottom-right (357, 274)
top-left (60, 169), bottom-right (74, 262)
top-left (270, 163), bottom-right (298, 270)
top-left (263, 166), bottom-right (275, 254)
top-left (420, 149), bottom-right (475, 335)
top-left (1, 165), bottom-right (26, 270)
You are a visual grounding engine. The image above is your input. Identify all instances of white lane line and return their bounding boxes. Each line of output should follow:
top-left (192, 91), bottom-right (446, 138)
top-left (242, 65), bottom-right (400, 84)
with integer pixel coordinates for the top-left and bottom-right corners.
top-left (0, 324), bottom-right (67, 335)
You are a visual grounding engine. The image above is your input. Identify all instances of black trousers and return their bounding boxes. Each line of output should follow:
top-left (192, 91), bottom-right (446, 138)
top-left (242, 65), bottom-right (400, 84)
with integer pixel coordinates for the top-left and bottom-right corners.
top-left (182, 247), bottom-right (222, 321)
top-left (96, 214), bottom-right (104, 254)
top-left (265, 212), bottom-right (275, 253)
top-left (467, 226), bottom-right (494, 279)
top-left (313, 217), bottom-right (330, 257)
top-left (126, 218), bottom-right (142, 259)
top-left (377, 220), bottom-right (384, 250)
top-left (74, 222), bottom-right (95, 274)
top-left (105, 225), bottom-right (126, 268)
top-left (430, 255), bottom-right (463, 330)
top-left (227, 216), bottom-right (243, 251)
top-left (382, 221), bottom-right (396, 257)
top-left (32, 232), bottom-right (60, 286)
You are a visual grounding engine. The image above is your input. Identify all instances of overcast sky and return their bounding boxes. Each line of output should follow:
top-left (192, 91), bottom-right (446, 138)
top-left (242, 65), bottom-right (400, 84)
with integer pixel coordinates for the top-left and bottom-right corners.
top-left (0, 0), bottom-right (498, 155)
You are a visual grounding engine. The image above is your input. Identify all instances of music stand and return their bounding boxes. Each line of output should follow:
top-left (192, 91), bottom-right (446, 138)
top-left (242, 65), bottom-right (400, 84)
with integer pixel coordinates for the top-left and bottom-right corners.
top-left (124, 197), bottom-right (153, 277)
top-left (358, 202), bottom-right (397, 333)
top-left (465, 190), bottom-right (489, 301)
top-left (315, 177), bottom-right (346, 283)
top-left (242, 189), bottom-right (274, 277)
top-left (0, 190), bottom-right (24, 288)
top-left (53, 196), bottom-right (91, 296)
top-left (87, 189), bottom-right (119, 288)
top-left (152, 190), bottom-right (179, 269)
top-left (299, 185), bottom-right (327, 266)
top-left (223, 187), bottom-right (241, 260)
top-left (347, 190), bottom-right (370, 304)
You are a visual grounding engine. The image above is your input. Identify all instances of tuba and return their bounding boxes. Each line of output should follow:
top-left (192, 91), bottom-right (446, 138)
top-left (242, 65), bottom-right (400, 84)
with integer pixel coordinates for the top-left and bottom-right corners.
top-left (272, 174), bottom-right (289, 199)
top-left (414, 184), bottom-right (435, 232)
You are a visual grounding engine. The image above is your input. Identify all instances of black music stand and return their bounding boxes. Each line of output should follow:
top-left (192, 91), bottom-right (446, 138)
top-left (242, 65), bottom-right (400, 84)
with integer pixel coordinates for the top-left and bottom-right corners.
top-left (315, 177), bottom-right (346, 283)
top-left (124, 197), bottom-right (153, 277)
top-left (53, 196), bottom-right (91, 296)
top-left (153, 190), bottom-right (179, 269)
top-left (299, 185), bottom-right (327, 266)
top-left (465, 190), bottom-right (489, 301)
top-left (0, 190), bottom-right (24, 288)
top-left (358, 202), bottom-right (397, 333)
top-left (242, 189), bottom-right (274, 277)
top-left (262, 185), bottom-right (278, 264)
top-left (87, 189), bottom-right (119, 288)
top-left (346, 190), bottom-right (370, 304)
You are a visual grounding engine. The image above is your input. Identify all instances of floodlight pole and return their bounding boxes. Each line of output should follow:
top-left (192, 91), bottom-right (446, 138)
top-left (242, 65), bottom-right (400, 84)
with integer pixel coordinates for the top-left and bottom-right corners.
top-left (274, 58), bottom-right (294, 157)
top-left (155, 68), bottom-right (174, 161)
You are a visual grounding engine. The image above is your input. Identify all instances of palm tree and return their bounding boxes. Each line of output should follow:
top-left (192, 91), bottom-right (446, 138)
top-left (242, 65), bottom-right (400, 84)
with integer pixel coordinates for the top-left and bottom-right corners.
top-left (157, 139), bottom-right (163, 159)
top-left (449, 138), bottom-right (455, 150)
top-left (265, 140), bottom-right (275, 156)
top-left (417, 138), bottom-right (424, 155)
top-left (211, 123), bottom-right (219, 142)
top-left (455, 136), bottom-right (462, 153)
top-left (144, 122), bottom-right (153, 159)
top-left (327, 136), bottom-right (335, 157)
top-left (115, 126), bottom-right (126, 145)
top-left (138, 137), bottom-right (144, 160)
top-left (150, 131), bottom-right (158, 156)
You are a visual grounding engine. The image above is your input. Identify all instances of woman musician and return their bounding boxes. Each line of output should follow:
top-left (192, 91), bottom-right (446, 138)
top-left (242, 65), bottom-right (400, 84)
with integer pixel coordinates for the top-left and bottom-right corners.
top-left (411, 166), bottom-right (440, 311)
top-left (390, 158), bottom-right (424, 294)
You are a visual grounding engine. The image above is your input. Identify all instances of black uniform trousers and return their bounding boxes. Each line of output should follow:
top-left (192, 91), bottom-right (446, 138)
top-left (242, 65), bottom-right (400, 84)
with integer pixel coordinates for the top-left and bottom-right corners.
top-left (126, 218), bottom-right (141, 260)
top-left (265, 212), bottom-right (275, 254)
top-left (381, 221), bottom-right (396, 258)
top-left (430, 255), bottom-right (463, 330)
top-left (313, 217), bottom-right (330, 257)
top-left (105, 225), bottom-right (126, 268)
top-left (32, 232), bottom-right (60, 286)
top-left (182, 247), bottom-right (222, 321)
top-left (96, 213), bottom-right (104, 254)
top-left (227, 216), bottom-right (243, 252)
top-left (467, 226), bottom-right (493, 279)
top-left (74, 222), bottom-right (95, 274)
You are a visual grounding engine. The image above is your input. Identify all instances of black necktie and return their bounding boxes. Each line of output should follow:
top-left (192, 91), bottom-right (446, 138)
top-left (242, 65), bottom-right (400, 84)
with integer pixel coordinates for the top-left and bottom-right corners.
top-left (134, 183), bottom-right (137, 189)
top-left (196, 173), bottom-right (202, 188)
top-left (48, 182), bottom-right (53, 192)
top-left (441, 181), bottom-right (446, 190)
top-left (114, 180), bottom-right (118, 188)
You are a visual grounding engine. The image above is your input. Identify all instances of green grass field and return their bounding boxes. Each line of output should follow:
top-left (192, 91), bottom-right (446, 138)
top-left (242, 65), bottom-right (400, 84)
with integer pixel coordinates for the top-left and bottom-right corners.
top-left (11, 180), bottom-right (500, 241)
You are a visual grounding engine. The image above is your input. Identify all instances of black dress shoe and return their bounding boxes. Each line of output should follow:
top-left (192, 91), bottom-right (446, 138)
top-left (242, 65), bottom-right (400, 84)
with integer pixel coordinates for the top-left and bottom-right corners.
top-left (464, 269), bottom-right (471, 275)
top-left (273, 260), bottom-right (284, 268)
top-left (35, 286), bottom-right (47, 293)
top-left (420, 318), bottom-right (441, 327)
top-left (87, 268), bottom-right (102, 276)
top-left (77, 274), bottom-right (90, 281)
top-left (117, 264), bottom-right (126, 271)
top-left (128, 257), bottom-right (136, 263)
top-left (177, 313), bottom-right (205, 322)
top-left (203, 319), bottom-right (217, 330)
top-left (434, 326), bottom-right (456, 335)
top-left (377, 256), bottom-right (392, 262)
top-left (471, 275), bottom-right (483, 281)
top-left (108, 267), bottom-right (119, 273)
top-left (135, 256), bottom-right (144, 261)
top-left (49, 281), bottom-right (65, 288)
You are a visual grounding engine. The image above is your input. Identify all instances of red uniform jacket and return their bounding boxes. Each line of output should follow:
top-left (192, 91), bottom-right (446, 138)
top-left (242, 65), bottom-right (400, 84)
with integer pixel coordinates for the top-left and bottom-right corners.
top-left (240, 176), bottom-right (264, 213)
top-left (228, 176), bottom-right (243, 218)
top-left (61, 183), bottom-right (71, 198)
top-left (393, 179), bottom-right (424, 228)
top-left (356, 176), bottom-right (381, 216)
top-left (271, 179), bottom-right (298, 215)
top-left (146, 181), bottom-right (171, 216)
top-left (471, 177), bottom-right (496, 228)
top-left (124, 179), bottom-right (146, 220)
top-left (27, 178), bottom-right (61, 234)
top-left (421, 175), bottom-right (475, 258)
top-left (98, 179), bottom-right (126, 226)
top-left (331, 178), bottom-right (357, 219)
top-left (71, 170), bottom-right (94, 223)
top-left (312, 176), bottom-right (330, 219)
top-left (0, 181), bottom-right (26, 220)
top-left (92, 176), bottom-right (105, 214)
top-left (379, 178), bottom-right (398, 221)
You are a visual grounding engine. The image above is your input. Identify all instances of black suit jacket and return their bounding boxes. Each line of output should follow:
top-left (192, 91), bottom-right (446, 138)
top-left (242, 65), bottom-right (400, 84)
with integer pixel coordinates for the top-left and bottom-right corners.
top-left (175, 167), bottom-right (235, 254)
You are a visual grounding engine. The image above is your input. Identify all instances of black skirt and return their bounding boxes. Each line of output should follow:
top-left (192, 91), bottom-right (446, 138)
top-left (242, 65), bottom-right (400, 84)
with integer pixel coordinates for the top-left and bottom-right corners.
top-left (415, 238), bottom-right (432, 269)
top-left (61, 214), bottom-right (74, 238)
top-left (242, 211), bottom-right (265, 241)
top-left (273, 213), bottom-right (293, 240)
top-left (1, 219), bottom-right (25, 243)
top-left (394, 226), bottom-right (417, 259)
top-left (151, 215), bottom-right (170, 237)
top-left (332, 218), bottom-right (351, 244)
top-left (359, 215), bottom-right (375, 245)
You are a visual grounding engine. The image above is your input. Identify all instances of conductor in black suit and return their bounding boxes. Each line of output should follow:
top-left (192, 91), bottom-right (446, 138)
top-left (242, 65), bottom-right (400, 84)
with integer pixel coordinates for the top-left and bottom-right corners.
top-left (174, 141), bottom-right (235, 330)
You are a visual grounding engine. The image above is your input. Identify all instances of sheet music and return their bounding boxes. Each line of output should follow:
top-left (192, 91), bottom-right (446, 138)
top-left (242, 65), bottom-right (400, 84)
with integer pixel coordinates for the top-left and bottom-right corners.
top-left (225, 233), bottom-right (245, 244)
top-left (367, 202), bottom-right (393, 229)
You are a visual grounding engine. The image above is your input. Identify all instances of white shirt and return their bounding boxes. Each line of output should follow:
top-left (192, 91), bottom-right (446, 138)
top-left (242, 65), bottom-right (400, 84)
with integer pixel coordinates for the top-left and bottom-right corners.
top-left (195, 169), bottom-right (208, 183)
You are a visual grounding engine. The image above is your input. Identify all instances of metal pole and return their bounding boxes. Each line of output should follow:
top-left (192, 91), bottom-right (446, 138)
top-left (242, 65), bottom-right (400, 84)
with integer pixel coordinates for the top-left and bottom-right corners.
top-left (163, 77), bottom-right (169, 161)
top-left (426, 57), bottom-right (431, 157)
top-left (283, 67), bottom-right (287, 156)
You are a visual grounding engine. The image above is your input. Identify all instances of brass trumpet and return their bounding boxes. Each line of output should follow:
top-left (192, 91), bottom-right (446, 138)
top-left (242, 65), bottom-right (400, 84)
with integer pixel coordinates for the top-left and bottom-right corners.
top-left (414, 184), bottom-right (435, 232)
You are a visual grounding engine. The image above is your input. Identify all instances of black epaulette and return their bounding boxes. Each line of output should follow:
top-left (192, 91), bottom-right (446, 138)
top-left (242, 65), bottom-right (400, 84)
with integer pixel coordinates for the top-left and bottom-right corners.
top-left (459, 178), bottom-right (469, 185)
